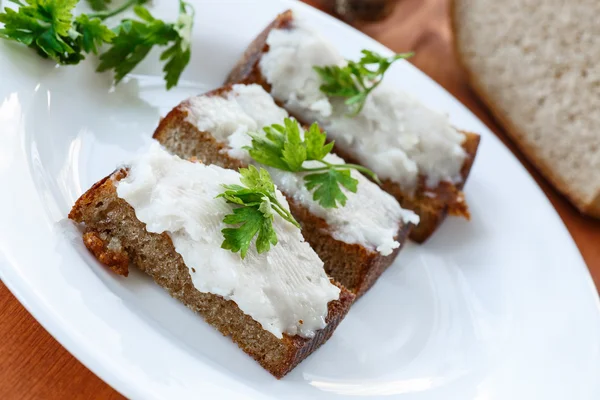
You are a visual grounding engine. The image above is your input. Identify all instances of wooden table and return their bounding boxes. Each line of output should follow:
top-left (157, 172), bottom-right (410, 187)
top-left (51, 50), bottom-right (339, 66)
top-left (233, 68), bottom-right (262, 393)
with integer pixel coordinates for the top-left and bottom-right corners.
top-left (1, 0), bottom-right (599, 398)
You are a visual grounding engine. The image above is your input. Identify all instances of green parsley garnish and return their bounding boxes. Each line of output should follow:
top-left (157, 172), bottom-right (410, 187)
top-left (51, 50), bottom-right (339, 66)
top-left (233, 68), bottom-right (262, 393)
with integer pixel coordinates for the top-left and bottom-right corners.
top-left (86, 0), bottom-right (111, 12)
top-left (0, 0), bottom-right (138, 65)
top-left (217, 165), bottom-right (300, 259)
top-left (246, 118), bottom-right (380, 209)
top-left (0, 0), bottom-right (194, 89)
top-left (74, 13), bottom-right (114, 55)
top-left (98, 0), bottom-right (194, 89)
top-left (314, 49), bottom-right (414, 116)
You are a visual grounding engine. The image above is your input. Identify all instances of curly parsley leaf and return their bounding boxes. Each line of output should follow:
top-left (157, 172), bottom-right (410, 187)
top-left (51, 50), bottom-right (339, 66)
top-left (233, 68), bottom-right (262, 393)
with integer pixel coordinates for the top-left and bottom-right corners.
top-left (97, 0), bottom-right (193, 89)
top-left (246, 118), bottom-right (380, 208)
top-left (0, 0), bottom-right (192, 89)
top-left (96, 7), bottom-right (174, 83)
top-left (247, 125), bottom-right (291, 172)
top-left (313, 65), bottom-right (357, 98)
top-left (74, 13), bottom-right (114, 54)
top-left (0, 0), bottom-right (145, 64)
top-left (217, 165), bottom-right (299, 259)
top-left (314, 49), bottom-right (414, 116)
top-left (220, 206), bottom-right (277, 259)
top-left (160, 0), bottom-right (193, 89)
top-left (0, 0), bottom-right (80, 64)
top-left (239, 164), bottom-right (276, 193)
top-left (280, 117), bottom-right (306, 171)
top-left (305, 169), bottom-right (358, 209)
top-left (304, 122), bottom-right (334, 161)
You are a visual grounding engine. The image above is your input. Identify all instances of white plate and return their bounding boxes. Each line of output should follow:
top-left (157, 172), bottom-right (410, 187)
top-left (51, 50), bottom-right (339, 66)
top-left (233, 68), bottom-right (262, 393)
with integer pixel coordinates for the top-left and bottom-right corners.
top-left (1, 0), bottom-right (599, 398)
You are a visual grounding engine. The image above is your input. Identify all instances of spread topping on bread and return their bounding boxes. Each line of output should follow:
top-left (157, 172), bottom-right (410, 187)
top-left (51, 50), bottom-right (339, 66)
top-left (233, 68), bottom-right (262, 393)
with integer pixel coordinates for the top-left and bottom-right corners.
top-left (116, 143), bottom-right (340, 339)
top-left (183, 84), bottom-right (419, 255)
top-left (259, 16), bottom-right (468, 190)
top-left (314, 49), bottom-right (414, 116)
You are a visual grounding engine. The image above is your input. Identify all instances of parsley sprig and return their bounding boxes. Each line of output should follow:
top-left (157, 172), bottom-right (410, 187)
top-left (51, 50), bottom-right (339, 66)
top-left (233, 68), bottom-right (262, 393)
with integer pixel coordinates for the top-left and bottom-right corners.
top-left (314, 49), bottom-right (414, 116)
top-left (0, 0), bottom-right (194, 89)
top-left (0, 0), bottom-right (140, 64)
top-left (217, 165), bottom-right (300, 259)
top-left (246, 118), bottom-right (380, 209)
top-left (98, 0), bottom-right (194, 89)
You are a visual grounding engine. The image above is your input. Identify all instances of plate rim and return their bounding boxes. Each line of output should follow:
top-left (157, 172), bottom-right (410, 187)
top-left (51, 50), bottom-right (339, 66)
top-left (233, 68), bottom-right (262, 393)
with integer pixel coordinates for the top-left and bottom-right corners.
top-left (1, 0), bottom-right (599, 398)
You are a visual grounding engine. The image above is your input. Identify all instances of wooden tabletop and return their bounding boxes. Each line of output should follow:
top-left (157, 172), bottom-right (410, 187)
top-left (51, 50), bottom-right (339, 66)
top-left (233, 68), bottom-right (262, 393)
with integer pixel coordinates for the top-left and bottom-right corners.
top-left (1, 0), bottom-right (599, 398)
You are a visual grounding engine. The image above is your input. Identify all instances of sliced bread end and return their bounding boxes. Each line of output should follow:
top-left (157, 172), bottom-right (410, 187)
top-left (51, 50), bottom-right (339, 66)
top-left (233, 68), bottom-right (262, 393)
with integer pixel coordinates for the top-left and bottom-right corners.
top-left (452, 0), bottom-right (600, 217)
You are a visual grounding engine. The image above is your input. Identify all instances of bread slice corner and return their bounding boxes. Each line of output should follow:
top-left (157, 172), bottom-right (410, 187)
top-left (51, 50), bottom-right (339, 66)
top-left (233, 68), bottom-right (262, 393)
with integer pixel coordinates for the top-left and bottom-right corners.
top-left (69, 171), bottom-right (355, 379)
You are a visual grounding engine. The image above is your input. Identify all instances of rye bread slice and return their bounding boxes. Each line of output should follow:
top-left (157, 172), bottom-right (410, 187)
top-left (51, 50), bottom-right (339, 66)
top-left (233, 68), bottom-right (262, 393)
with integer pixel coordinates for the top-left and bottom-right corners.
top-left (452, 0), bottom-right (600, 217)
top-left (225, 10), bottom-right (480, 242)
top-left (69, 170), bottom-right (355, 379)
top-left (153, 85), bottom-right (413, 298)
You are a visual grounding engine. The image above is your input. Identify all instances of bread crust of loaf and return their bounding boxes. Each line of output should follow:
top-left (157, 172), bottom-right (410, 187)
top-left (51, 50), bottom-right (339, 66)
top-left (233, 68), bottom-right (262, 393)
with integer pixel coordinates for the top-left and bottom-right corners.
top-left (224, 10), bottom-right (481, 241)
top-left (153, 85), bottom-right (412, 297)
top-left (450, 0), bottom-right (600, 218)
top-left (69, 172), bottom-right (354, 379)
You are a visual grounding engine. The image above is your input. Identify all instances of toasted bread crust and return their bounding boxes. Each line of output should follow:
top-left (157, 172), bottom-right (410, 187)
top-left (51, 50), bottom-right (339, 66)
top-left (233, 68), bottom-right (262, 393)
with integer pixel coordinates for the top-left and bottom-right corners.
top-left (226, 10), bottom-right (293, 88)
top-left (153, 86), bottom-right (412, 297)
top-left (224, 10), bottom-right (480, 242)
top-left (83, 231), bottom-right (130, 276)
top-left (69, 173), bottom-right (354, 379)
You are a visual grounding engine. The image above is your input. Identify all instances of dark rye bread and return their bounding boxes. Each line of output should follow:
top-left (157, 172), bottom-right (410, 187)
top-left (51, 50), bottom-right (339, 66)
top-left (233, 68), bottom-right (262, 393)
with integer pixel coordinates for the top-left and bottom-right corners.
top-left (69, 171), bottom-right (354, 379)
top-left (225, 10), bottom-right (481, 243)
top-left (153, 86), bottom-right (413, 297)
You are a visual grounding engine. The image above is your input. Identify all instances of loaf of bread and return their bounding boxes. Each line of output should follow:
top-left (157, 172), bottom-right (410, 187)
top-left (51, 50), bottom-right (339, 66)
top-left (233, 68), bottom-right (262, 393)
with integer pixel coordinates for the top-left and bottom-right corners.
top-left (453, 0), bottom-right (600, 217)
top-left (225, 10), bottom-right (480, 242)
top-left (153, 84), bottom-right (414, 297)
top-left (69, 169), bottom-right (354, 379)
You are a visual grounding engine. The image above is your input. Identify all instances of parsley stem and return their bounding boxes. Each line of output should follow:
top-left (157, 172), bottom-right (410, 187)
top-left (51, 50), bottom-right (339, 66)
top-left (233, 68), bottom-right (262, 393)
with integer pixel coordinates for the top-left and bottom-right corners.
top-left (298, 166), bottom-right (329, 172)
top-left (267, 195), bottom-right (301, 228)
top-left (344, 163), bottom-right (381, 184)
top-left (355, 75), bottom-right (369, 91)
top-left (301, 160), bottom-right (381, 184)
top-left (88, 0), bottom-right (146, 20)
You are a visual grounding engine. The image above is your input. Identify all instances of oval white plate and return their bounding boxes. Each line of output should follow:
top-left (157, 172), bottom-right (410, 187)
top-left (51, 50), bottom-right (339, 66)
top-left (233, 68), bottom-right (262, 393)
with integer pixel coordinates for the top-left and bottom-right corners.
top-left (1, 0), bottom-right (599, 398)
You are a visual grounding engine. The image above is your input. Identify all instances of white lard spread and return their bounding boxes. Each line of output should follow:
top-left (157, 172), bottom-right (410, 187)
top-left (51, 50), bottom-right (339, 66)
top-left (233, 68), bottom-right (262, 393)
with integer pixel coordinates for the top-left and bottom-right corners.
top-left (258, 17), bottom-right (467, 189)
top-left (184, 84), bottom-right (419, 256)
top-left (116, 143), bottom-right (340, 339)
